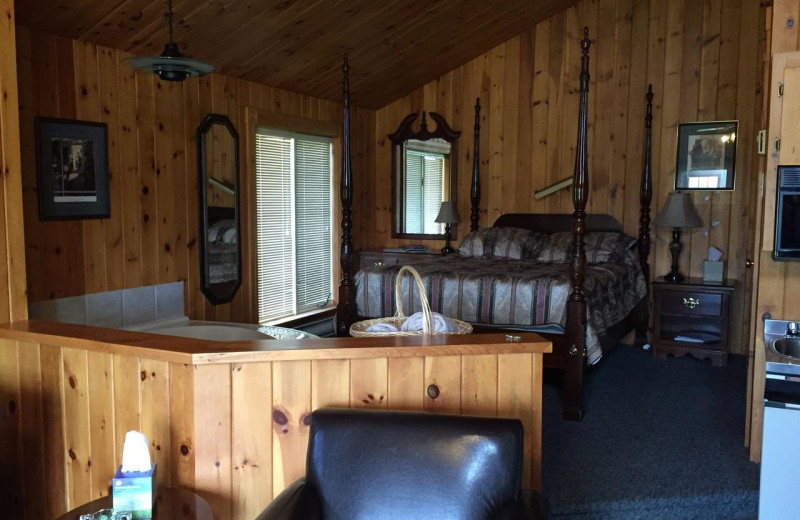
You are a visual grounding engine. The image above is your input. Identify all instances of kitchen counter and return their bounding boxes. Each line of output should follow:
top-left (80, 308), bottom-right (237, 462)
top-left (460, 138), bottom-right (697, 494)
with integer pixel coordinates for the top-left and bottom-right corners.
top-left (0, 320), bottom-right (551, 520)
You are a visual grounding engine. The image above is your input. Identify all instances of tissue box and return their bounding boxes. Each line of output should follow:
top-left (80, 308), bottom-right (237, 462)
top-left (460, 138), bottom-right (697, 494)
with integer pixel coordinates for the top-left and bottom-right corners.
top-left (112, 463), bottom-right (157, 519)
top-left (703, 260), bottom-right (724, 282)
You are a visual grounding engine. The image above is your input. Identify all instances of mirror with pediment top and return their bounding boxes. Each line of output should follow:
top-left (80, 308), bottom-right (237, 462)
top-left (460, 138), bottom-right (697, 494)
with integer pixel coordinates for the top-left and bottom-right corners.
top-left (390, 111), bottom-right (460, 239)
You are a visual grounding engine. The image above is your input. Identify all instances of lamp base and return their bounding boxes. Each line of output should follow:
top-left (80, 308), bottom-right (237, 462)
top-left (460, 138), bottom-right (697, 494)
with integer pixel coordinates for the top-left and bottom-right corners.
top-left (663, 271), bottom-right (684, 283)
top-left (441, 224), bottom-right (454, 256)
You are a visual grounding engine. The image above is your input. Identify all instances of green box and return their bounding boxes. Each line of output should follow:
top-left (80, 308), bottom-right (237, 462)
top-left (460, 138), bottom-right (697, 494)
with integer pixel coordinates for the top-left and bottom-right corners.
top-left (112, 463), bottom-right (156, 520)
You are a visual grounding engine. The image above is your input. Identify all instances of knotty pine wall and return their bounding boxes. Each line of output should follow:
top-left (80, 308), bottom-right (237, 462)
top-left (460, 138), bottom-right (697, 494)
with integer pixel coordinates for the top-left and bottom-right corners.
top-left (15, 28), bottom-right (374, 324)
top-left (369, 0), bottom-right (766, 355)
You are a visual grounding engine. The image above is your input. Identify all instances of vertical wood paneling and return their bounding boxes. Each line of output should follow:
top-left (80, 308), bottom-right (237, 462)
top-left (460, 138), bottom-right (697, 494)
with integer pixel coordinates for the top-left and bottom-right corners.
top-left (498, 353), bottom-right (534, 488)
top-left (271, 360), bottom-right (310, 497)
top-left (423, 355), bottom-right (462, 413)
top-left (17, 342), bottom-right (46, 520)
top-left (461, 354), bottom-right (498, 416)
top-left (86, 351), bottom-right (115, 498)
top-left (62, 347), bottom-right (91, 508)
top-left (368, 0), bottom-right (764, 354)
top-left (0, 0), bottom-right (27, 322)
top-left (311, 359), bottom-right (350, 409)
top-left (194, 363), bottom-right (232, 519)
top-left (350, 358), bottom-right (388, 409)
top-left (40, 344), bottom-right (67, 518)
top-left (18, 31), bottom-right (374, 323)
top-left (0, 339), bottom-right (22, 516)
top-left (231, 362), bottom-right (272, 520)
top-left (387, 357), bottom-right (425, 410)
top-left (169, 362), bottom-right (195, 488)
top-left (139, 359), bottom-right (171, 489)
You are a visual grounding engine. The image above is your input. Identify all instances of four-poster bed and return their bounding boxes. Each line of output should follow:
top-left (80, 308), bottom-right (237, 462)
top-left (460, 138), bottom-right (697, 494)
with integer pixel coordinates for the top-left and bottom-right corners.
top-left (335, 29), bottom-right (654, 420)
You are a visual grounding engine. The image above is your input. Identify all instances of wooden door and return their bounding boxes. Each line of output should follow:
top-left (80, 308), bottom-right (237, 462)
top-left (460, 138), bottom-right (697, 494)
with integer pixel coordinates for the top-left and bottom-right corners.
top-left (748, 48), bottom-right (800, 463)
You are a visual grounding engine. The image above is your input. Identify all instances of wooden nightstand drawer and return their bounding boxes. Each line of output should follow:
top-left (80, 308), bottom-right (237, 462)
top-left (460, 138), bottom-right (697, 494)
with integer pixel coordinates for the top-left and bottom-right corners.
top-left (660, 290), bottom-right (722, 317)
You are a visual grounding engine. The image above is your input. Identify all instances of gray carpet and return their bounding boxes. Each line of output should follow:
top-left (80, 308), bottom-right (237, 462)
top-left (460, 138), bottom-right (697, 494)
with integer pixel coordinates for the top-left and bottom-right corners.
top-left (541, 345), bottom-right (759, 520)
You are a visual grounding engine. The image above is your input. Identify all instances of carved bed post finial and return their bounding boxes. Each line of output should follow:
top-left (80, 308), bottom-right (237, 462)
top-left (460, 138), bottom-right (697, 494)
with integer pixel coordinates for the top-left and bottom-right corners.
top-left (470, 98), bottom-right (481, 232)
top-left (336, 53), bottom-right (355, 336)
top-left (639, 84), bottom-right (654, 284)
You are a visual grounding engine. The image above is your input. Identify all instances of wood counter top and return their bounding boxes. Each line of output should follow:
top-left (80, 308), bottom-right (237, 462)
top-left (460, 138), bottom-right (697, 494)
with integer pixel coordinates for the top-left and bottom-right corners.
top-left (0, 320), bottom-right (552, 365)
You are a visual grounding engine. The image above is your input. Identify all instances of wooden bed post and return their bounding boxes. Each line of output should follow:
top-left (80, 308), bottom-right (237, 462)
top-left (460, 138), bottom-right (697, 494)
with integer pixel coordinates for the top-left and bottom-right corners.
top-left (336, 54), bottom-right (356, 336)
top-left (639, 85), bottom-right (653, 284)
top-left (637, 85), bottom-right (654, 345)
top-left (563, 27), bottom-right (591, 421)
top-left (470, 98), bottom-right (481, 232)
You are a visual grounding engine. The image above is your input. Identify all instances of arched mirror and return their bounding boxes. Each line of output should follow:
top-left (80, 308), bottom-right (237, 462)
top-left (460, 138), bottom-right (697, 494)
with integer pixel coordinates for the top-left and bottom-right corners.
top-left (197, 113), bottom-right (241, 305)
top-left (390, 112), bottom-right (460, 239)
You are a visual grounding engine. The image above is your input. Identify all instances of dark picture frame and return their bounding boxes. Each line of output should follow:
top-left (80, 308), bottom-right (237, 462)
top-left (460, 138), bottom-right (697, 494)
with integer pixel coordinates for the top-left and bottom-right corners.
top-left (35, 117), bottom-right (110, 220)
top-left (675, 120), bottom-right (738, 191)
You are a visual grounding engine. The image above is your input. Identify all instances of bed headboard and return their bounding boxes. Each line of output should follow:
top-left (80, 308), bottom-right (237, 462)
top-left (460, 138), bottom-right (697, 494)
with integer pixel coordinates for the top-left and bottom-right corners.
top-left (492, 213), bottom-right (623, 233)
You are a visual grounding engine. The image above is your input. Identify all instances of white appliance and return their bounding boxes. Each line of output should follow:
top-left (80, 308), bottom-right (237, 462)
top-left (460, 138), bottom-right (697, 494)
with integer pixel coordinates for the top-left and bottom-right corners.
top-left (759, 360), bottom-right (800, 519)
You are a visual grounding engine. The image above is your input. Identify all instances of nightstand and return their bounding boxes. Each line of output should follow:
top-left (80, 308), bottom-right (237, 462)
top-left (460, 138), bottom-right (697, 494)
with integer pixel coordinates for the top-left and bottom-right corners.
top-left (358, 249), bottom-right (439, 270)
top-left (651, 277), bottom-right (735, 367)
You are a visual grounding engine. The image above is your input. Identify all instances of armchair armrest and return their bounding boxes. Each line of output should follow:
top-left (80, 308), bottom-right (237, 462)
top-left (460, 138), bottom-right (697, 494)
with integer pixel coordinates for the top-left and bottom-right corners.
top-left (255, 478), bottom-right (323, 520)
top-left (496, 489), bottom-right (551, 520)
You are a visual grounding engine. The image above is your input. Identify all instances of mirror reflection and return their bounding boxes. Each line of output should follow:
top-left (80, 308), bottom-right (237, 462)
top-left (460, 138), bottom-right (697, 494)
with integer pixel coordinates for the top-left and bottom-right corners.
top-left (390, 112), bottom-right (460, 239)
top-left (197, 114), bottom-right (241, 305)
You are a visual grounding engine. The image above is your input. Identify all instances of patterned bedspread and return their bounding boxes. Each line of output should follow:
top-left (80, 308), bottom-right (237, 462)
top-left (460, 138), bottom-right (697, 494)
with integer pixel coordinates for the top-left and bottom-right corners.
top-left (355, 251), bottom-right (647, 364)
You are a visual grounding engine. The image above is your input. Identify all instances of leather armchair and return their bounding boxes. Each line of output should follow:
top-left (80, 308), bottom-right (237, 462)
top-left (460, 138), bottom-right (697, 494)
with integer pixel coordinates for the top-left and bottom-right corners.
top-left (256, 408), bottom-right (549, 520)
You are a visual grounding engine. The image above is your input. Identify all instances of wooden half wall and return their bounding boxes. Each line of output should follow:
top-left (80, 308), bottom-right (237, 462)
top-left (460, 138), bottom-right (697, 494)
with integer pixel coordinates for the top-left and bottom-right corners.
top-left (15, 28), bottom-right (375, 323)
top-left (368, 0), bottom-right (766, 355)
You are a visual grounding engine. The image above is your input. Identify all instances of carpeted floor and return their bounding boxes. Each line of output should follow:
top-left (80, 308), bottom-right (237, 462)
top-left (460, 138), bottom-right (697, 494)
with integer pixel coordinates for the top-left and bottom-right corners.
top-left (540, 345), bottom-right (759, 520)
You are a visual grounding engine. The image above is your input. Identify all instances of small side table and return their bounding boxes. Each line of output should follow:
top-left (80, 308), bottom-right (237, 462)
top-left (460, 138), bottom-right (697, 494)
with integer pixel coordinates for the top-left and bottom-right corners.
top-left (651, 277), bottom-right (735, 367)
top-left (56, 487), bottom-right (213, 520)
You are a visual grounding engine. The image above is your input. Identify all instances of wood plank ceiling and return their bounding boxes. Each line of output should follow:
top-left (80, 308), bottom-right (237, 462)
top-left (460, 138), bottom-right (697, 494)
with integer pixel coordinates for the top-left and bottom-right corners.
top-left (14, 0), bottom-right (577, 109)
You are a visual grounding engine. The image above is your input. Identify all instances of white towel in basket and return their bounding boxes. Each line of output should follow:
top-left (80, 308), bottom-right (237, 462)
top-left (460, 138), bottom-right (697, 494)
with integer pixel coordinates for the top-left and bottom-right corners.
top-left (365, 322), bottom-right (400, 333)
top-left (401, 311), bottom-right (458, 333)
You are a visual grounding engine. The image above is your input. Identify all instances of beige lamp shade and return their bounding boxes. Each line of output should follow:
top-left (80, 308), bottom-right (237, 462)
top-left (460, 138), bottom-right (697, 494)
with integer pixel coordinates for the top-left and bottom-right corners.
top-left (435, 201), bottom-right (460, 224)
top-left (654, 191), bottom-right (702, 228)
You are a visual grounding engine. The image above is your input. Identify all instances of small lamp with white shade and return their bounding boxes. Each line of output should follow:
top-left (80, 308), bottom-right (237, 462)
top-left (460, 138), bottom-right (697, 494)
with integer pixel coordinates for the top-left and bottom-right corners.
top-left (435, 201), bottom-right (460, 256)
top-left (654, 191), bottom-right (703, 283)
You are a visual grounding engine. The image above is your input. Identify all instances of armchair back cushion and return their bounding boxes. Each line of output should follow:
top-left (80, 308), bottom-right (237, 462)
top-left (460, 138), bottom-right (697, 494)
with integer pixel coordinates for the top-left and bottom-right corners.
top-left (304, 408), bottom-right (525, 520)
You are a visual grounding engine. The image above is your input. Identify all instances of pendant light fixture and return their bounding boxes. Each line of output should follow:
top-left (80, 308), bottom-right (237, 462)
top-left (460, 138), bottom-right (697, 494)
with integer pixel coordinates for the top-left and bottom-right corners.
top-left (128, 0), bottom-right (214, 81)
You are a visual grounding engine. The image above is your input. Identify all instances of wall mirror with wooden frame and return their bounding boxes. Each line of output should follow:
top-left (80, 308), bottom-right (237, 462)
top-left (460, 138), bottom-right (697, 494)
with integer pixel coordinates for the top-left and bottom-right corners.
top-left (197, 113), bottom-right (241, 305)
top-left (390, 112), bottom-right (460, 239)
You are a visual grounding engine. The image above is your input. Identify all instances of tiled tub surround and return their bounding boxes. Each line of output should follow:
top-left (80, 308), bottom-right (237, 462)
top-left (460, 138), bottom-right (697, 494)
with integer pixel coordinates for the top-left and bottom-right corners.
top-left (28, 282), bottom-right (185, 328)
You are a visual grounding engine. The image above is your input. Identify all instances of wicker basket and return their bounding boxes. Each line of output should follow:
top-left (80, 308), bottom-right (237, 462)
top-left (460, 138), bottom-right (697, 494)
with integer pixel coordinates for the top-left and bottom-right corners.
top-left (350, 265), bottom-right (472, 337)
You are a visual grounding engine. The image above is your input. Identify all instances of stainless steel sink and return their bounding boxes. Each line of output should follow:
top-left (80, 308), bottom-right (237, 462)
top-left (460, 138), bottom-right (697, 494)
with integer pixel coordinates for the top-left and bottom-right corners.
top-left (772, 337), bottom-right (800, 359)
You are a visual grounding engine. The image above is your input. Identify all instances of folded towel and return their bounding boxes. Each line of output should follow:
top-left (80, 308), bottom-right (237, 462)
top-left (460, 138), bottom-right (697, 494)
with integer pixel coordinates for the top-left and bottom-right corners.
top-left (365, 322), bottom-right (399, 333)
top-left (401, 311), bottom-right (457, 333)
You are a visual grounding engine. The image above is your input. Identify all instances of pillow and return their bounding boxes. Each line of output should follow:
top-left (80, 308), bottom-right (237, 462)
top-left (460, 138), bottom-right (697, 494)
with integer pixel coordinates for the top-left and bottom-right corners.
top-left (207, 219), bottom-right (235, 244)
top-left (458, 227), bottom-right (547, 260)
top-left (536, 231), bottom-right (637, 264)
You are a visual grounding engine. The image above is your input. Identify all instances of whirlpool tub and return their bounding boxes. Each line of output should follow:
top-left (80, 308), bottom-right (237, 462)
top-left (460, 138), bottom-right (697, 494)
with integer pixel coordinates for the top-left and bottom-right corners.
top-left (124, 317), bottom-right (317, 341)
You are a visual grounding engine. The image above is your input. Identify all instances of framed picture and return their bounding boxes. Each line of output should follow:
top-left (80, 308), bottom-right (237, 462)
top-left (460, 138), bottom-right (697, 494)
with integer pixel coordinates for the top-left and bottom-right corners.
top-left (675, 121), bottom-right (738, 191)
top-left (35, 117), bottom-right (110, 220)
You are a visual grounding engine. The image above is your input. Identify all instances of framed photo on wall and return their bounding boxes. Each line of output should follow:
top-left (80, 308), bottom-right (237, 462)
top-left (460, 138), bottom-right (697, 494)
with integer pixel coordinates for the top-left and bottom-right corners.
top-left (35, 117), bottom-right (110, 220)
top-left (675, 121), bottom-right (737, 191)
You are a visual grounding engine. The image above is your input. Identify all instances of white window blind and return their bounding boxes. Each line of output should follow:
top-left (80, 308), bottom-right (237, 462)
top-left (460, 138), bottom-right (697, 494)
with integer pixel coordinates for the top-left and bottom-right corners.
top-left (405, 149), bottom-right (444, 234)
top-left (255, 129), bottom-right (333, 323)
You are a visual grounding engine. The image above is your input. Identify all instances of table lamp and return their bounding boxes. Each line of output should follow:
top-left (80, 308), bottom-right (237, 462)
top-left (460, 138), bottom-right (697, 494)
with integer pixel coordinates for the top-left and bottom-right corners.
top-left (435, 201), bottom-right (460, 256)
top-left (654, 191), bottom-right (702, 283)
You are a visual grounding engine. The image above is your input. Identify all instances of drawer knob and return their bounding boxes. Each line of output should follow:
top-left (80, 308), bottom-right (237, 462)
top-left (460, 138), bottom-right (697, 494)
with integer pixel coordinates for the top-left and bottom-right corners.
top-left (427, 384), bottom-right (440, 399)
top-left (374, 261), bottom-right (385, 266)
top-left (683, 297), bottom-right (700, 309)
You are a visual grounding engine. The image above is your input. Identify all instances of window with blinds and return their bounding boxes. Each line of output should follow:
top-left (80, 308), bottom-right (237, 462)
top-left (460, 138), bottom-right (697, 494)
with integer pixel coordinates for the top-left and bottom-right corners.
top-left (255, 129), bottom-right (333, 324)
top-left (404, 149), bottom-right (445, 234)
